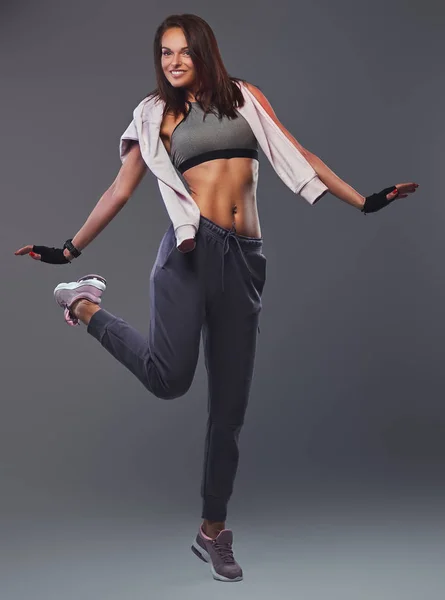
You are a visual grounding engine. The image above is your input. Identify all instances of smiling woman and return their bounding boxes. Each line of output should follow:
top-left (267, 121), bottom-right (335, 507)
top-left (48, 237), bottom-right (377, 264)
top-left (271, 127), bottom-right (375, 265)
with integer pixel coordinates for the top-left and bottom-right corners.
top-left (161, 36), bottom-right (196, 87)
top-left (14, 11), bottom-right (419, 586)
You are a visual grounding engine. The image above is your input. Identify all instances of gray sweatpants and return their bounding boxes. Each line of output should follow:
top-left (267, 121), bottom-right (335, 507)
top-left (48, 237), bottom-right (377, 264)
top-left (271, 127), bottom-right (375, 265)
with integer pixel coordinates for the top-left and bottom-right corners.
top-left (87, 215), bottom-right (266, 521)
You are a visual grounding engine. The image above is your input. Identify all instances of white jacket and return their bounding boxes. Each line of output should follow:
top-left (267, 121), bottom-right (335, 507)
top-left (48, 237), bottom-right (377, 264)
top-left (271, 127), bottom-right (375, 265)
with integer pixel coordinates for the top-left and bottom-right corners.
top-left (119, 81), bottom-right (328, 249)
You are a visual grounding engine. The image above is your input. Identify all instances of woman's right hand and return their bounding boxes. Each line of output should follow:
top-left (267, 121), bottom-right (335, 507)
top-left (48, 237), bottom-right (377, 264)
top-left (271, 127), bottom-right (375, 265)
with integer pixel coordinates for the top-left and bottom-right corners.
top-left (14, 244), bottom-right (72, 264)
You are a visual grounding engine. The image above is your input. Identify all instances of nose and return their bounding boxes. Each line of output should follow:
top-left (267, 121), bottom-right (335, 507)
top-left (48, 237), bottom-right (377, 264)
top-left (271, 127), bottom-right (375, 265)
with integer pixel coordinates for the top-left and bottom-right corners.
top-left (171, 53), bottom-right (183, 67)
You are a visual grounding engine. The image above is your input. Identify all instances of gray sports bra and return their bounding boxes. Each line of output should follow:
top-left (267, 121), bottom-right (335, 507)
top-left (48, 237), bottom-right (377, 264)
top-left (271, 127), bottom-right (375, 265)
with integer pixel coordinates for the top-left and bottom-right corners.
top-left (170, 101), bottom-right (259, 174)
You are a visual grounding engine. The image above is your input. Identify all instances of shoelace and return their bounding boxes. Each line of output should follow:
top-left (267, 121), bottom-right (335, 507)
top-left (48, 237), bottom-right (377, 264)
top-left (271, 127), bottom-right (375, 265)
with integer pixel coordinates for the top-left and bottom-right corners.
top-left (212, 539), bottom-right (236, 563)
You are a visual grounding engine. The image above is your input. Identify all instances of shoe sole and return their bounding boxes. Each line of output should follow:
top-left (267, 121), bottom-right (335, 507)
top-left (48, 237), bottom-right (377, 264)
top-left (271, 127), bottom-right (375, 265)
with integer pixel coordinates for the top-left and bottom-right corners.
top-left (77, 274), bottom-right (107, 286)
top-left (191, 541), bottom-right (243, 582)
top-left (54, 278), bottom-right (106, 295)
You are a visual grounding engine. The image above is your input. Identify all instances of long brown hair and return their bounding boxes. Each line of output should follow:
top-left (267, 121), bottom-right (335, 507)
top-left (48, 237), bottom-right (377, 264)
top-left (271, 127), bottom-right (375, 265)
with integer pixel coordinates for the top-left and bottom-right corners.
top-left (147, 14), bottom-right (248, 120)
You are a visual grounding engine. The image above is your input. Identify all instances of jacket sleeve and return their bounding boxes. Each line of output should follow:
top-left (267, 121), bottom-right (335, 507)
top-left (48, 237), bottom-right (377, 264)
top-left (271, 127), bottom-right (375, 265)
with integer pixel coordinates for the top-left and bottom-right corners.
top-left (239, 82), bottom-right (328, 205)
top-left (119, 119), bottom-right (139, 164)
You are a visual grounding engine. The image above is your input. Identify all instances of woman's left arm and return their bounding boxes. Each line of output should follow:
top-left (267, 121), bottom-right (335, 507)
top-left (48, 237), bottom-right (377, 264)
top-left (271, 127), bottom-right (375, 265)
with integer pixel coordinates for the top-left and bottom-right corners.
top-left (297, 150), bottom-right (366, 209)
top-left (245, 83), bottom-right (418, 210)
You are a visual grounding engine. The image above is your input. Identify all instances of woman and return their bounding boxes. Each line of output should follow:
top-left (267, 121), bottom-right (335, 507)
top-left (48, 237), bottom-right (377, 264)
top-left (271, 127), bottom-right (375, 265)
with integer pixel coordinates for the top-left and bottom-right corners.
top-left (15, 14), bottom-right (418, 583)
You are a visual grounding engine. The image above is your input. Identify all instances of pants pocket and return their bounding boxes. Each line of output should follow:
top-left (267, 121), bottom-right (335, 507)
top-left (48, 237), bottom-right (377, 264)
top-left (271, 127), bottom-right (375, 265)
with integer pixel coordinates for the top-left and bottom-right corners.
top-left (161, 242), bottom-right (177, 271)
top-left (154, 226), bottom-right (177, 271)
top-left (242, 248), bottom-right (267, 296)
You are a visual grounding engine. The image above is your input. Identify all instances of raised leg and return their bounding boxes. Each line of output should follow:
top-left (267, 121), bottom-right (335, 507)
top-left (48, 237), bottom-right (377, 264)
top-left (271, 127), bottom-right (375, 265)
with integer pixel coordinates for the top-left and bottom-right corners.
top-left (84, 226), bottom-right (206, 400)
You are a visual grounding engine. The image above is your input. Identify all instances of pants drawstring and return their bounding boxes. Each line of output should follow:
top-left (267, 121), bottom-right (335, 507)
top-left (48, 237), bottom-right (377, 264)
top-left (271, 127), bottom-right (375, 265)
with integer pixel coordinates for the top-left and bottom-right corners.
top-left (221, 222), bottom-right (255, 293)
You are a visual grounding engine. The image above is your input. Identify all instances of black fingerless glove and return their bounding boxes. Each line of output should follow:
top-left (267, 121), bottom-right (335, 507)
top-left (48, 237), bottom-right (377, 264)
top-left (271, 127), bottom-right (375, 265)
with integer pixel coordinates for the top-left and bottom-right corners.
top-left (32, 245), bottom-right (69, 264)
top-left (362, 186), bottom-right (399, 214)
top-left (33, 238), bottom-right (82, 264)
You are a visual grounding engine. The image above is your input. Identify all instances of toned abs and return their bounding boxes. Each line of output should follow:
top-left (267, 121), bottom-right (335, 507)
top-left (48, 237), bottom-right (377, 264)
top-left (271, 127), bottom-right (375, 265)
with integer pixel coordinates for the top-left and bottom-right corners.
top-left (160, 107), bottom-right (262, 238)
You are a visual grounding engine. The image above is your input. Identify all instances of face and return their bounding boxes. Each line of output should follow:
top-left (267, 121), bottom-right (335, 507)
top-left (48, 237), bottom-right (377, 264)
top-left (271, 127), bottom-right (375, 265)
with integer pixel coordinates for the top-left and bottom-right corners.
top-left (161, 27), bottom-right (197, 97)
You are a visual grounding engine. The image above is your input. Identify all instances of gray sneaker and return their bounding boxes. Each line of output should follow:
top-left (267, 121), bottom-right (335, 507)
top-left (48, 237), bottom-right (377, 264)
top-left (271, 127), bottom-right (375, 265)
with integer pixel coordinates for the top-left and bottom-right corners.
top-left (191, 526), bottom-right (243, 582)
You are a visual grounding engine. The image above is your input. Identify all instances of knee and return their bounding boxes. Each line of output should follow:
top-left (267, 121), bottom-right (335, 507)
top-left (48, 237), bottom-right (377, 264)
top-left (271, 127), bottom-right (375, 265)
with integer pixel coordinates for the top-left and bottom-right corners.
top-left (143, 356), bottom-right (195, 400)
top-left (151, 375), bottom-right (193, 400)
top-left (154, 387), bottom-right (187, 400)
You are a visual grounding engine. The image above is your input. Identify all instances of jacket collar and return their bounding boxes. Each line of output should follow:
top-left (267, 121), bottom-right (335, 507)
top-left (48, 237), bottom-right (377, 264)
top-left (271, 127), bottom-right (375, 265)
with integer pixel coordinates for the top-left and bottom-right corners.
top-left (132, 81), bottom-right (261, 158)
top-left (135, 81), bottom-right (250, 132)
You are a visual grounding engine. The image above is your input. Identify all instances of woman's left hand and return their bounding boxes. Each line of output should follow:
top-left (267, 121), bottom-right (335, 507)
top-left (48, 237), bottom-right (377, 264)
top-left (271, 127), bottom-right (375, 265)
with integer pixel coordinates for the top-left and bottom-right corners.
top-left (387, 182), bottom-right (419, 201)
top-left (362, 181), bottom-right (419, 213)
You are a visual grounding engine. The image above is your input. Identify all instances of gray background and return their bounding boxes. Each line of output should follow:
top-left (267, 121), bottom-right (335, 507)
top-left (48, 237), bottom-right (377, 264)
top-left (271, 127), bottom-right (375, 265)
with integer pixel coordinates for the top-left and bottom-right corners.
top-left (2, 0), bottom-right (444, 598)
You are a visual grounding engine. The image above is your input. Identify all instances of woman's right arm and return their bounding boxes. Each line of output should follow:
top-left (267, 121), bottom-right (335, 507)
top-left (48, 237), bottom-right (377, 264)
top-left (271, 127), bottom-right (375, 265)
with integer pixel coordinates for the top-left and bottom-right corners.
top-left (63, 142), bottom-right (147, 259)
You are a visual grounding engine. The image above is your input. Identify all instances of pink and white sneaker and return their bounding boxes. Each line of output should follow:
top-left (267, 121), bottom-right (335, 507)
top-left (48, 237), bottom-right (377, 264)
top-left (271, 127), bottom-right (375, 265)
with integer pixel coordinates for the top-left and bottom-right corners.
top-left (53, 274), bottom-right (107, 326)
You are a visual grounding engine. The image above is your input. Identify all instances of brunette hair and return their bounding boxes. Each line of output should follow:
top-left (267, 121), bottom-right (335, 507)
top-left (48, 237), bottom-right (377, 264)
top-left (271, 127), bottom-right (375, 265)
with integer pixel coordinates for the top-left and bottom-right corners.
top-left (146, 14), bottom-right (248, 120)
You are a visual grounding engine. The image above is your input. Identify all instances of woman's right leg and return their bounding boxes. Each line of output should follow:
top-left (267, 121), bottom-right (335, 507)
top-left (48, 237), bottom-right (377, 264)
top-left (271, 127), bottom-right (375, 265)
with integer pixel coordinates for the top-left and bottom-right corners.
top-left (83, 225), bottom-right (206, 400)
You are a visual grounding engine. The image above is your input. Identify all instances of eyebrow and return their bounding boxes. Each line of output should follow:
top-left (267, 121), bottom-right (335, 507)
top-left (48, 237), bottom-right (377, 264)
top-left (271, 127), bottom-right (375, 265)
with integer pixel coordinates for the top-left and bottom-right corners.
top-left (161, 46), bottom-right (189, 50)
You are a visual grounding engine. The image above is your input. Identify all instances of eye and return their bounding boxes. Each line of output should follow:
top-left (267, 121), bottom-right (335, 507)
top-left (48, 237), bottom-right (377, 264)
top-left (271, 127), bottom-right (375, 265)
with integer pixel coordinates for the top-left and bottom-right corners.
top-left (161, 50), bottom-right (191, 56)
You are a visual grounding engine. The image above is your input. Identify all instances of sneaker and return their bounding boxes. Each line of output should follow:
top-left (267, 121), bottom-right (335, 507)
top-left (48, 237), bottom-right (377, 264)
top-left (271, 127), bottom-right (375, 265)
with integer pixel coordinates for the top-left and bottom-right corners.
top-left (53, 274), bottom-right (106, 326)
top-left (191, 526), bottom-right (243, 582)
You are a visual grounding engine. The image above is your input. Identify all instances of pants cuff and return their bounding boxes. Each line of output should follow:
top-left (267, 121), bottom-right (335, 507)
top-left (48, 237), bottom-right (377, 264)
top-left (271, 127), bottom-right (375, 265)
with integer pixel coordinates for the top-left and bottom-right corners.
top-left (86, 308), bottom-right (119, 343)
top-left (201, 497), bottom-right (228, 522)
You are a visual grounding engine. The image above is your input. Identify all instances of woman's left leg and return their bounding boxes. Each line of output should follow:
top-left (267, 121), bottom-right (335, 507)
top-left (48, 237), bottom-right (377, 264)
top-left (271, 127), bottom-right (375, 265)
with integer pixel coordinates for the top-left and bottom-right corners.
top-left (199, 235), bottom-right (266, 533)
top-left (189, 219), bottom-right (266, 581)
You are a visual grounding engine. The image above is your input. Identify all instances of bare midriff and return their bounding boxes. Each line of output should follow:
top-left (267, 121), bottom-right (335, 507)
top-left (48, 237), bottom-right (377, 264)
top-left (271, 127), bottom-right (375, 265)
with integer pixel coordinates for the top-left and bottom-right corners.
top-left (160, 107), bottom-right (262, 239)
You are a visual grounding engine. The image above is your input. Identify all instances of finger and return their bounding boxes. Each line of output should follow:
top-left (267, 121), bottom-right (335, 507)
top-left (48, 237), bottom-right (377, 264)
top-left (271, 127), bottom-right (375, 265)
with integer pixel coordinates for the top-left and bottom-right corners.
top-left (387, 189), bottom-right (400, 200)
top-left (14, 245), bottom-right (33, 255)
top-left (397, 182), bottom-right (419, 191)
top-left (29, 252), bottom-right (41, 260)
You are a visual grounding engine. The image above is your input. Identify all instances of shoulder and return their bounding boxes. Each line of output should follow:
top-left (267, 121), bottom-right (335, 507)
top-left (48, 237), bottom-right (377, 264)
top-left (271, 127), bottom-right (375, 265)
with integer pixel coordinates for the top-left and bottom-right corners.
top-left (242, 82), bottom-right (308, 155)
top-left (137, 94), bottom-right (165, 121)
top-left (243, 81), bottom-right (261, 95)
top-left (243, 82), bottom-right (277, 119)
